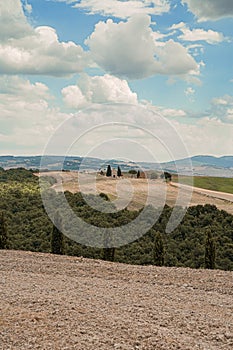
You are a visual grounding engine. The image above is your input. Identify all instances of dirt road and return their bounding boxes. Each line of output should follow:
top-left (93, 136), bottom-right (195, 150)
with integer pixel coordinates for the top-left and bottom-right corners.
top-left (171, 182), bottom-right (233, 203)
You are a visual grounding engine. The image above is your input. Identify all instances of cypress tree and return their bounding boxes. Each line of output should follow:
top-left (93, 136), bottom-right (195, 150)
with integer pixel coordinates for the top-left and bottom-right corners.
top-left (137, 170), bottom-right (140, 178)
top-left (117, 166), bottom-right (122, 177)
top-left (0, 212), bottom-right (7, 249)
top-left (153, 231), bottom-right (164, 266)
top-left (205, 229), bottom-right (216, 269)
top-left (51, 211), bottom-right (64, 255)
top-left (103, 247), bottom-right (115, 262)
top-left (106, 165), bottom-right (112, 177)
top-left (103, 229), bottom-right (115, 261)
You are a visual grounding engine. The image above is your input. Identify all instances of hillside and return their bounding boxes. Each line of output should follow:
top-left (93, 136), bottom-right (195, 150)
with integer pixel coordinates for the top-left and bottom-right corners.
top-left (1, 168), bottom-right (233, 270)
top-left (173, 175), bottom-right (233, 195)
top-left (38, 171), bottom-right (233, 215)
top-left (0, 250), bottom-right (232, 350)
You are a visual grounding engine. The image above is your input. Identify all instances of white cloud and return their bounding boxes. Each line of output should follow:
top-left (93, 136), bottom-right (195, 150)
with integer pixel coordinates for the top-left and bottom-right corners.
top-left (62, 74), bottom-right (138, 108)
top-left (172, 117), bottom-right (233, 157)
top-left (158, 108), bottom-right (186, 118)
top-left (210, 95), bottom-right (233, 123)
top-left (186, 44), bottom-right (205, 57)
top-left (0, 0), bottom-right (89, 76)
top-left (141, 100), bottom-right (187, 118)
top-left (85, 15), bottom-right (200, 80)
top-left (0, 76), bottom-right (69, 152)
top-left (1, 76), bottom-right (232, 158)
top-left (0, 0), bottom-right (33, 42)
top-left (62, 85), bottom-right (87, 109)
top-left (212, 97), bottom-right (230, 106)
top-left (161, 108), bottom-right (186, 117)
top-left (23, 0), bottom-right (32, 14)
top-left (170, 22), bottom-right (225, 44)
top-left (185, 87), bottom-right (195, 96)
top-left (182, 0), bottom-right (233, 21)
top-left (179, 28), bottom-right (225, 45)
top-left (38, 100), bottom-right (233, 160)
top-left (53, 0), bottom-right (170, 19)
top-left (170, 22), bottom-right (186, 30)
top-left (0, 75), bottom-right (51, 100)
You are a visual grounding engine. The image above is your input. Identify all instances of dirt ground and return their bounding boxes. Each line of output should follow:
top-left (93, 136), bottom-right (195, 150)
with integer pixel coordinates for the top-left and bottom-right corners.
top-left (0, 250), bottom-right (232, 350)
top-left (39, 171), bottom-right (233, 215)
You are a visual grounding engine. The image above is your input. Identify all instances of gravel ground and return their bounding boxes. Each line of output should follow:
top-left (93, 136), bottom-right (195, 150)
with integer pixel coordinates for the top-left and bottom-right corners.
top-left (0, 250), bottom-right (233, 350)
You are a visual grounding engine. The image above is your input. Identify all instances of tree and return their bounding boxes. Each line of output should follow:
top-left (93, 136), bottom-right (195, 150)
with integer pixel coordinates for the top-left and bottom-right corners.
top-left (153, 231), bottom-right (164, 266)
top-left (137, 170), bottom-right (141, 178)
top-left (103, 247), bottom-right (115, 261)
top-left (0, 212), bottom-right (7, 249)
top-left (51, 211), bottom-right (64, 255)
top-left (99, 192), bottom-right (109, 201)
top-left (106, 165), bottom-right (112, 177)
top-left (128, 169), bottom-right (137, 175)
top-left (205, 229), bottom-right (216, 269)
top-left (117, 166), bottom-right (122, 177)
top-left (164, 171), bottom-right (172, 182)
top-left (103, 229), bottom-right (115, 261)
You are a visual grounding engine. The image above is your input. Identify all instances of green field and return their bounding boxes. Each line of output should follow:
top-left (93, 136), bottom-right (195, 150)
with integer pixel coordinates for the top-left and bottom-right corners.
top-left (174, 175), bottom-right (233, 194)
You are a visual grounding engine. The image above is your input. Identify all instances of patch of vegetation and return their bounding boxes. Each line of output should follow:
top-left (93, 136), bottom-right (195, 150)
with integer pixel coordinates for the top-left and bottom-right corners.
top-left (0, 168), bottom-right (233, 271)
top-left (174, 175), bottom-right (233, 194)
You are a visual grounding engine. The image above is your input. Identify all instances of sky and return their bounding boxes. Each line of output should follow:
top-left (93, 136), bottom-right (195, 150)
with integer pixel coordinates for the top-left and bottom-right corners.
top-left (0, 0), bottom-right (233, 162)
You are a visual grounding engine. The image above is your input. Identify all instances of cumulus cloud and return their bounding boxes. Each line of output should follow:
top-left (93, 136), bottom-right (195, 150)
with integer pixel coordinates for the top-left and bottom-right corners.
top-left (0, 0), bottom-right (33, 42)
top-left (52, 0), bottom-right (170, 19)
top-left (85, 15), bottom-right (200, 80)
top-left (1, 76), bottom-right (232, 158)
top-left (182, 0), bottom-right (233, 21)
top-left (0, 76), bottom-right (68, 152)
top-left (0, 75), bottom-right (51, 100)
top-left (0, 0), bottom-right (89, 76)
top-left (171, 22), bottom-right (225, 44)
top-left (62, 74), bottom-right (138, 108)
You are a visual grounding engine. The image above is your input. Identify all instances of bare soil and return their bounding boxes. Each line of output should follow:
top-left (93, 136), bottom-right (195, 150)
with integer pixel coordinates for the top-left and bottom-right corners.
top-left (0, 250), bottom-right (232, 350)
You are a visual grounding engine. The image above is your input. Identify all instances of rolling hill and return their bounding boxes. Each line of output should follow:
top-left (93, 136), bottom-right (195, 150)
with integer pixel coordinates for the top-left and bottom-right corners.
top-left (0, 155), bottom-right (233, 177)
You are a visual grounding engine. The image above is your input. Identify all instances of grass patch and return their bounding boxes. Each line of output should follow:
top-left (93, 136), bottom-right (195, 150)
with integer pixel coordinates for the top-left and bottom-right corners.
top-left (174, 175), bottom-right (233, 194)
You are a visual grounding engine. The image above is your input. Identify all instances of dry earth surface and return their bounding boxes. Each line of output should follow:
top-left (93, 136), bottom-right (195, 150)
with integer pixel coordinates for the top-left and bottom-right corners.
top-left (39, 172), bottom-right (233, 215)
top-left (0, 250), bottom-right (233, 350)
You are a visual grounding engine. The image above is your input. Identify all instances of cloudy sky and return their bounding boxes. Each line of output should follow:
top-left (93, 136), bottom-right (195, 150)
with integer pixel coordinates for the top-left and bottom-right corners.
top-left (0, 0), bottom-right (233, 161)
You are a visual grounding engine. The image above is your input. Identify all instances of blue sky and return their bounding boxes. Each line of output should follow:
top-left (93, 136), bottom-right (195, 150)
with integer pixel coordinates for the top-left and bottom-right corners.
top-left (0, 0), bottom-right (233, 160)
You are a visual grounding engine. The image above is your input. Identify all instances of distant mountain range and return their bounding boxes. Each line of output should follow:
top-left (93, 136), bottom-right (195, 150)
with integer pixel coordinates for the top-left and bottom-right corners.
top-left (0, 155), bottom-right (233, 177)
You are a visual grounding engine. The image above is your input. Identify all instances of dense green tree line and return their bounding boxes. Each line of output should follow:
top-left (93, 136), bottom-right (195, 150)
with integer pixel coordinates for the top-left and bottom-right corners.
top-left (0, 168), bottom-right (233, 270)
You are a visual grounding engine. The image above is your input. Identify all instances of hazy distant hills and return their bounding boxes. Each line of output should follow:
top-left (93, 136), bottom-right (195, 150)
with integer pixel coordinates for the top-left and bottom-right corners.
top-left (173, 155), bottom-right (233, 168)
top-left (164, 155), bottom-right (233, 177)
top-left (0, 155), bottom-right (233, 177)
